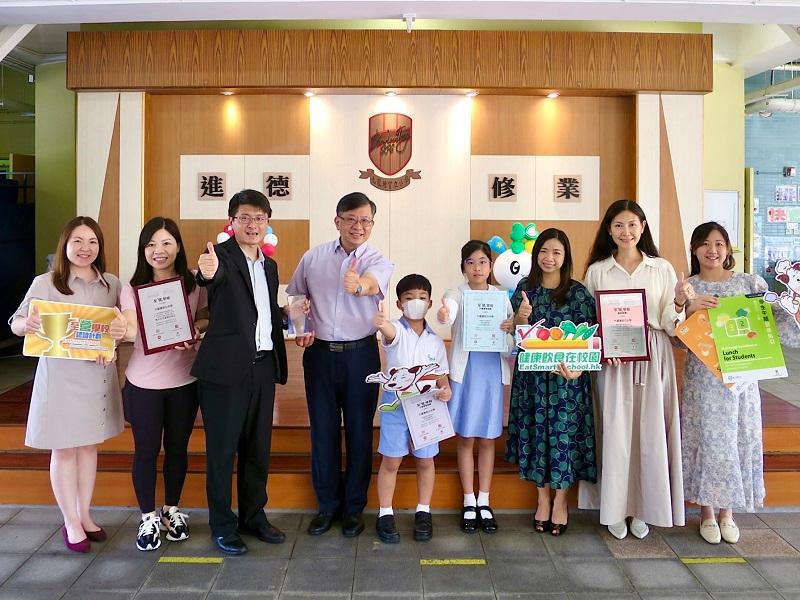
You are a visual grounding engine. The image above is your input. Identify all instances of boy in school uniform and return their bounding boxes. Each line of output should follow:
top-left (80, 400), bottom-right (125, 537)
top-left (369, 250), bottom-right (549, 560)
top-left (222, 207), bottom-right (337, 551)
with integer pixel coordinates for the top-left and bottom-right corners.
top-left (372, 274), bottom-right (451, 543)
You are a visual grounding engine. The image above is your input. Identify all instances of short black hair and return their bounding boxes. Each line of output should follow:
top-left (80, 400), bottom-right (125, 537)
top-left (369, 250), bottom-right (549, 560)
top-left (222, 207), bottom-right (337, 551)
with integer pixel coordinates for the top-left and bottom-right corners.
top-left (396, 273), bottom-right (432, 298)
top-left (228, 189), bottom-right (272, 218)
top-left (336, 191), bottom-right (377, 216)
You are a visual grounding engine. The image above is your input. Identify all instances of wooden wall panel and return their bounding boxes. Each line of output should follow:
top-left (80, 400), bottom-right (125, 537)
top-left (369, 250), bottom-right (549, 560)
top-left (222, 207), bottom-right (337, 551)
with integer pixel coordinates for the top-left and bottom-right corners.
top-left (144, 94), bottom-right (310, 281)
top-left (98, 105), bottom-right (120, 276)
top-left (470, 95), bottom-right (636, 277)
top-left (68, 30), bottom-right (712, 93)
top-left (658, 98), bottom-right (690, 276)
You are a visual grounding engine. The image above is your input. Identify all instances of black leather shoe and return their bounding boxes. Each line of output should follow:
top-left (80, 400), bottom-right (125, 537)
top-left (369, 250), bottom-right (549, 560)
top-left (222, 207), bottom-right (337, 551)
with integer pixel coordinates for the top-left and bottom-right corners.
top-left (213, 533), bottom-right (248, 555)
top-left (460, 506), bottom-right (478, 534)
top-left (239, 520), bottom-right (286, 544)
top-left (342, 512), bottom-right (365, 537)
top-left (375, 514), bottom-right (400, 544)
top-left (413, 511), bottom-right (433, 542)
top-left (307, 512), bottom-right (340, 536)
top-left (478, 505), bottom-right (498, 533)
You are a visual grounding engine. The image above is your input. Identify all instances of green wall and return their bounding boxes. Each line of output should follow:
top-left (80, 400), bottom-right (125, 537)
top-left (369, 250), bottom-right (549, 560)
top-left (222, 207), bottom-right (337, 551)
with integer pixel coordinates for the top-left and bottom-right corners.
top-left (35, 62), bottom-right (76, 273)
top-left (0, 66), bottom-right (35, 154)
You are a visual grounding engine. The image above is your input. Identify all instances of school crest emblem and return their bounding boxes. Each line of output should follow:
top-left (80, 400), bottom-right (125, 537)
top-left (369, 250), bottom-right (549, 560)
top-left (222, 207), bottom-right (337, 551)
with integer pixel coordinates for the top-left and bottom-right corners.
top-left (359, 113), bottom-right (421, 191)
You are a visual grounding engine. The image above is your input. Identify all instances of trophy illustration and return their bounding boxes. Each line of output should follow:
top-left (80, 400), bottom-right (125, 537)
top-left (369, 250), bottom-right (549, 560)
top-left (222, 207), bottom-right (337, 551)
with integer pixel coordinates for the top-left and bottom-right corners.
top-left (37, 312), bottom-right (73, 358)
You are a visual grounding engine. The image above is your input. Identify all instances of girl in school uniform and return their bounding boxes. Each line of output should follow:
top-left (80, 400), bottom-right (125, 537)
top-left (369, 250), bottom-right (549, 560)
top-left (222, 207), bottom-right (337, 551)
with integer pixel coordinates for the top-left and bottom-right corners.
top-left (437, 240), bottom-right (513, 533)
top-left (681, 221), bottom-right (800, 545)
top-left (507, 228), bottom-right (597, 536)
top-left (120, 217), bottom-right (208, 551)
top-left (10, 217), bottom-right (127, 552)
top-left (577, 199), bottom-right (693, 539)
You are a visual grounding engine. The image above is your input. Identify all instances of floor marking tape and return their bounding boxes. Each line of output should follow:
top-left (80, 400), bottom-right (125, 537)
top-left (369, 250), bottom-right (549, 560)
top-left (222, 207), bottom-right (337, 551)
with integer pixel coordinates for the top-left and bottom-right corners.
top-left (158, 556), bottom-right (224, 564)
top-left (420, 559), bottom-right (487, 566)
top-left (680, 557), bottom-right (747, 564)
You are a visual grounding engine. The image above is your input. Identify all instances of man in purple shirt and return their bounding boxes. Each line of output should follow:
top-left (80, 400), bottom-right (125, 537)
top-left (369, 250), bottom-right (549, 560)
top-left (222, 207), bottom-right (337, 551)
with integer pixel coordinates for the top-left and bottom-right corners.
top-left (287, 192), bottom-right (394, 537)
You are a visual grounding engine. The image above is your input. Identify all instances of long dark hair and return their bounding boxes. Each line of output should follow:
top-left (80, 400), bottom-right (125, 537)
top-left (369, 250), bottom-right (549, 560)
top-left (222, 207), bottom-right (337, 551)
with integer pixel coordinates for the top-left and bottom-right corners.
top-left (584, 199), bottom-right (660, 275)
top-left (526, 228), bottom-right (574, 307)
top-left (130, 217), bottom-right (196, 294)
top-left (689, 221), bottom-right (735, 276)
top-left (53, 216), bottom-right (108, 295)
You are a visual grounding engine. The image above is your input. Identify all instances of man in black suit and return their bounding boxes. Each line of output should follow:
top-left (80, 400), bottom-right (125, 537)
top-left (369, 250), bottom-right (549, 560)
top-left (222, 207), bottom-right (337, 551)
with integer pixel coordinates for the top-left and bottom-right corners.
top-left (193, 189), bottom-right (288, 555)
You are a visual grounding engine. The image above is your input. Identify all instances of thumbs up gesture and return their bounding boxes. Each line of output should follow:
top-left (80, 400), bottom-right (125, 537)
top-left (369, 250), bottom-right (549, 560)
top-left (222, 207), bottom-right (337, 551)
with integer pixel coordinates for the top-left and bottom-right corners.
top-left (517, 290), bottom-right (532, 321)
top-left (373, 301), bottom-right (387, 329)
top-left (25, 304), bottom-right (42, 334)
top-left (198, 242), bottom-right (219, 280)
top-left (437, 298), bottom-right (450, 324)
top-left (674, 271), bottom-right (695, 307)
top-left (344, 257), bottom-right (361, 295)
top-left (109, 306), bottom-right (127, 341)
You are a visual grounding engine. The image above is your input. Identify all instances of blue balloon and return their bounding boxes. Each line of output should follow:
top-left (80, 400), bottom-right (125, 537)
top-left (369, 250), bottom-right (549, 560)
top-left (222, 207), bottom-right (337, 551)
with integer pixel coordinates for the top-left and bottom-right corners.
top-left (487, 235), bottom-right (507, 254)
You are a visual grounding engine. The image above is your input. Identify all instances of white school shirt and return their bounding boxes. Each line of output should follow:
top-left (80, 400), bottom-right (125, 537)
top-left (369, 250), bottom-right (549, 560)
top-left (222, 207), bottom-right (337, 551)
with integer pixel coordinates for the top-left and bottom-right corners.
top-left (441, 282), bottom-right (513, 384)
top-left (584, 254), bottom-right (684, 335)
top-left (242, 247), bottom-right (273, 351)
top-left (383, 318), bottom-right (449, 376)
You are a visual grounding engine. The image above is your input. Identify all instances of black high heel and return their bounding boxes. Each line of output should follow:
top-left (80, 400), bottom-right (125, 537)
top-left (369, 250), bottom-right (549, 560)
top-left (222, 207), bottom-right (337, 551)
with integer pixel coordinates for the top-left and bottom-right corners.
top-left (550, 520), bottom-right (568, 536)
top-left (534, 519), bottom-right (551, 533)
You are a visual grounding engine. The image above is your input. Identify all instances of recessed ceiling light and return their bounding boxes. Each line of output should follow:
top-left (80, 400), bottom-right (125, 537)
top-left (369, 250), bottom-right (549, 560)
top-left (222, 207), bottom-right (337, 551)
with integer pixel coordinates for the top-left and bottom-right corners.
top-left (547, 92), bottom-right (560, 99)
top-left (304, 91), bottom-right (315, 98)
top-left (221, 91), bottom-right (234, 96)
top-left (466, 91), bottom-right (478, 98)
top-left (385, 91), bottom-right (397, 97)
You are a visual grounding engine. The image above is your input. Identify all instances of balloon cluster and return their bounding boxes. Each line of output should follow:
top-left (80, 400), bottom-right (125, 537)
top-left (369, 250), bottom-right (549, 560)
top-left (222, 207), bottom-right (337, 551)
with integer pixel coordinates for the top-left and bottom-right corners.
top-left (216, 225), bottom-right (279, 257)
top-left (486, 222), bottom-right (539, 292)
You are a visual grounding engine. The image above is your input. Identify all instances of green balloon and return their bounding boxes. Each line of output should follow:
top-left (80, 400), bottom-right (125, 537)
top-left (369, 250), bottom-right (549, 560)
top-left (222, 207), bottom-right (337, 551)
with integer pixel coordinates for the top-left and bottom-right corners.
top-left (511, 240), bottom-right (525, 253)
top-left (510, 222), bottom-right (525, 241)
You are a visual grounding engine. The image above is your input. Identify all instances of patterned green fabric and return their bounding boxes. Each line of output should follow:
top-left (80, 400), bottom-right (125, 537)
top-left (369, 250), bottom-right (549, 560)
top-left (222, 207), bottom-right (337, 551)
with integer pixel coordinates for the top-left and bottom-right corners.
top-left (506, 280), bottom-right (598, 488)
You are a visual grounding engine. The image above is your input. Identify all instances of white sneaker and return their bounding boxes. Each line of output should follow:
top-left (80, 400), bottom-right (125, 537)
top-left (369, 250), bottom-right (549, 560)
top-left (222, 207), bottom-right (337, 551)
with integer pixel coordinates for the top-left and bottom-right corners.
top-left (608, 520), bottom-right (628, 539)
top-left (160, 506), bottom-right (189, 542)
top-left (699, 518), bottom-right (721, 544)
top-left (719, 518), bottom-right (740, 544)
top-left (630, 517), bottom-right (650, 539)
top-left (136, 512), bottom-right (162, 551)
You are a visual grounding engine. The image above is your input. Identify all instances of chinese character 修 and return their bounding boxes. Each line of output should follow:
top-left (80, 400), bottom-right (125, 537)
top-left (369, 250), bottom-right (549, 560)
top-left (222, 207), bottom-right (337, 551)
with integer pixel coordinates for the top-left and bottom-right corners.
top-left (491, 176), bottom-right (516, 199)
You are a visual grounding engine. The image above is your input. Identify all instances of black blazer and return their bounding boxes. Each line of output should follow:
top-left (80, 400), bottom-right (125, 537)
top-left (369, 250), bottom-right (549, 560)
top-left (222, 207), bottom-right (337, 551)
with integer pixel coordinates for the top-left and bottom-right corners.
top-left (191, 236), bottom-right (288, 386)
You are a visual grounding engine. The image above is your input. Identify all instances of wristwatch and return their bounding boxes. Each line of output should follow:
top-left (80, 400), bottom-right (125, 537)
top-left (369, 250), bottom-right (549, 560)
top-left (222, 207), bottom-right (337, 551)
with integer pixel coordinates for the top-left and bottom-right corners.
top-left (355, 284), bottom-right (363, 297)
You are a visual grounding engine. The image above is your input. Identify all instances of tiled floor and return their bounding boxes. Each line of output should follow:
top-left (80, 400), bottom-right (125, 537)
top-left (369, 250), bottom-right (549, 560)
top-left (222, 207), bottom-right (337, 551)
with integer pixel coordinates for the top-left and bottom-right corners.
top-left (0, 506), bottom-right (799, 599)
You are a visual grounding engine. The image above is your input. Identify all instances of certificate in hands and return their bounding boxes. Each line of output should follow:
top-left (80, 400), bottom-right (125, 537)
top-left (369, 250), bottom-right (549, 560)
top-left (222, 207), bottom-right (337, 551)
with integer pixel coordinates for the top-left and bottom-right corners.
top-left (462, 290), bottom-right (509, 352)
top-left (401, 391), bottom-right (455, 451)
top-left (595, 289), bottom-right (650, 362)
top-left (132, 277), bottom-right (195, 355)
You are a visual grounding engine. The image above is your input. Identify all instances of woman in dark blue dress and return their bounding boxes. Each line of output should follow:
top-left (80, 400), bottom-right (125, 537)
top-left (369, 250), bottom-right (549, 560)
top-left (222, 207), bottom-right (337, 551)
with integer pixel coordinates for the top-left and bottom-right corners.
top-left (506, 228), bottom-right (597, 536)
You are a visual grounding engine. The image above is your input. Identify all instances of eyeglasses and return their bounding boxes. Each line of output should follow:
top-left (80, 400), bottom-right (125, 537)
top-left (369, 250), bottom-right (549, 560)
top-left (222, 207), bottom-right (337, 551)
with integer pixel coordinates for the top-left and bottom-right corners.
top-left (338, 215), bottom-right (374, 228)
top-left (233, 215), bottom-right (269, 225)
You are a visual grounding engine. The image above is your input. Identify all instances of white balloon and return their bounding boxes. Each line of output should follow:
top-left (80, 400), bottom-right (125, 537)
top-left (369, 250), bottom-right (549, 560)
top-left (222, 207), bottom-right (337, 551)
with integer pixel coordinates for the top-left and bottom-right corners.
top-left (264, 233), bottom-right (278, 247)
top-left (216, 232), bottom-right (231, 243)
top-left (492, 250), bottom-right (532, 291)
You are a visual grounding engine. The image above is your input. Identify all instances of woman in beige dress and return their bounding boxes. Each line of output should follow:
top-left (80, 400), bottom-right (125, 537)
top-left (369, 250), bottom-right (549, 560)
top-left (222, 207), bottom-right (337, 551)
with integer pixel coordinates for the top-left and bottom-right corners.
top-left (10, 217), bottom-right (127, 552)
top-left (577, 200), bottom-right (693, 539)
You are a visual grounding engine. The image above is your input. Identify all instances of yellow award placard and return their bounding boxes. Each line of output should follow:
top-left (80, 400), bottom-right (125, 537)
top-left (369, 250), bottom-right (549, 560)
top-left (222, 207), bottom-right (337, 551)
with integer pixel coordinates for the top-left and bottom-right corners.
top-left (23, 299), bottom-right (116, 361)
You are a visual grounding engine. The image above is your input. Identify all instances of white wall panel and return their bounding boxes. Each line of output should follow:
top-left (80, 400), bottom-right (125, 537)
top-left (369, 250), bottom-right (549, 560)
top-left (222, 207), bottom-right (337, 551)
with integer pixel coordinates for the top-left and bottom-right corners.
top-left (243, 155), bottom-right (310, 220)
top-left (636, 93), bottom-right (661, 245)
top-left (470, 155), bottom-right (535, 220)
top-left (179, 155), bottom-right (245, 220)
top-left (118, 92), bottom-right (144, 283)
top-left (533, 155), bottom-right (600, 221)
top-left (76, 92), bottom-right (119, 219)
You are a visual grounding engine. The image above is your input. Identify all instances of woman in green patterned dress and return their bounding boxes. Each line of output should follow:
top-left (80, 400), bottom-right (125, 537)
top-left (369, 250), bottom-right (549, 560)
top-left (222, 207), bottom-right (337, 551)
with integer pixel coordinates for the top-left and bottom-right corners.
top-left (506, 228), bottom-right (597, 536)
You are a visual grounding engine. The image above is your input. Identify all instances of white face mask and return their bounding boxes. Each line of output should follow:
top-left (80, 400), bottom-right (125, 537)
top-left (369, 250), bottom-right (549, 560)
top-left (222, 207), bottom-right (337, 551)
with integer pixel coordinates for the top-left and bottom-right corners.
top-left (402, 298), bottom-right (429, 320)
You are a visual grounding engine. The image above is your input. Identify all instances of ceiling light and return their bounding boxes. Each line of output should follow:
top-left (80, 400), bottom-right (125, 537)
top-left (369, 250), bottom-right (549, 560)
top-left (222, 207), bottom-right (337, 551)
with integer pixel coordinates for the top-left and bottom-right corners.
top-left (466, 91), bottom-right (478, 98)
top-left (304, 91), bottom-right (315, 98)
top-left (385, 91), bottom-right (397, 97)
top-left (221, 91), bottom-right (234, 96)
top-left (547, 92), bottom-right (560, 99)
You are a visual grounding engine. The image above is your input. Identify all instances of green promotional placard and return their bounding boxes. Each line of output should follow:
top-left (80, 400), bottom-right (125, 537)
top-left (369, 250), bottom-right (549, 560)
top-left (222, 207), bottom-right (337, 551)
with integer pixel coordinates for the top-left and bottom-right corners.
top-left (708, 295), bottom-right (788, 383)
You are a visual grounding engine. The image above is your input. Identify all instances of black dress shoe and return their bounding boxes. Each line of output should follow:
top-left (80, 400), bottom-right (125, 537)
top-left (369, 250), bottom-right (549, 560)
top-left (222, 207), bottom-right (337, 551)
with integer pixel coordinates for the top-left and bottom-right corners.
top-left (460, 506), bottom-right (478, 534)
top-left (307, 512), bottom-right (340, 536)
top-left (375, 514), bottom-right (400, 544)
top-left (342, 512), bottom-right (365, 537)
top-left (478, 505), bottom-right (498, 533)
top-left (213, 533), bottom-right (248, 555)
top-left (413, 511), bottom-right (433, 542)
top-left (239, 520), bottom-right (286, 544)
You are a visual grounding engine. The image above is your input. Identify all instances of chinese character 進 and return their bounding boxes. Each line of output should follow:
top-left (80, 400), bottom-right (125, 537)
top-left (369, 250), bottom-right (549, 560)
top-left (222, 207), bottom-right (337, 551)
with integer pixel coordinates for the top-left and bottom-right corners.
top-left (555, 176), bottom-right (581, 201)
top-left (491, 176), bottom-right (516, 200)
top-left (199, 174), bottom-right (225, 198)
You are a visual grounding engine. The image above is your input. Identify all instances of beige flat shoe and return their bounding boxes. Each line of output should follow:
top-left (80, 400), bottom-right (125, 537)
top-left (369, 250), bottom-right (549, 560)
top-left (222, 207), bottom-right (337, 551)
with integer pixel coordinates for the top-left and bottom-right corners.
top-left (630, 517), bottom-right (650, 539)
top-left (608, 520), bottom-right (628, 539)
top-left (700, 518), bottom-right (721, 544)
top-left (719, 518), bottom-right (740, 544)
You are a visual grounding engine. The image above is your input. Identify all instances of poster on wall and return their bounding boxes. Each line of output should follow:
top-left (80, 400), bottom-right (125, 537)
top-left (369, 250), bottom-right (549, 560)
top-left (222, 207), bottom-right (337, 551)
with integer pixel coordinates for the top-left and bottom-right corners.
top-left (768, 207), bottom-right (789, 223)
top-left (774, 185), bottom-right (798, 203)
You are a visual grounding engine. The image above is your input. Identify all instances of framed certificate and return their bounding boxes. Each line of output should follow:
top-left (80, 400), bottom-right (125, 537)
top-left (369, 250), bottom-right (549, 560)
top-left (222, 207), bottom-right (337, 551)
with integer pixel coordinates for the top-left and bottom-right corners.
top-left (595, 289), bottom-right (650, 362)
top-left (461, 290), bottom-right (509, 353)
top-left (132, 277), bottom-right (195, 355)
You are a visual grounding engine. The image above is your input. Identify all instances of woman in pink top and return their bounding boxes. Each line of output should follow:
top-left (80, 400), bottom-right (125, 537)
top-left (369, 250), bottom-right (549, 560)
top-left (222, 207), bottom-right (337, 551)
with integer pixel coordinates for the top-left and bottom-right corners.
top-left (121, 217), bottom-right (208, 551)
